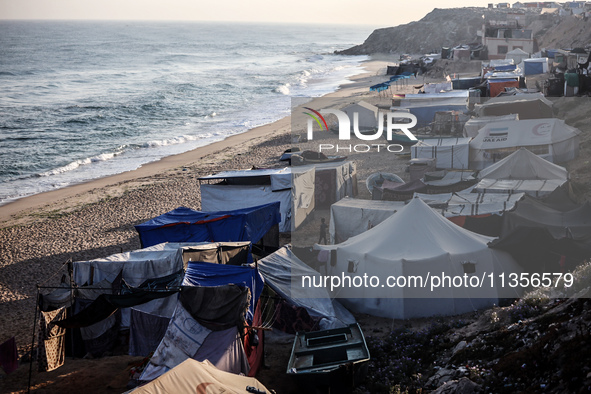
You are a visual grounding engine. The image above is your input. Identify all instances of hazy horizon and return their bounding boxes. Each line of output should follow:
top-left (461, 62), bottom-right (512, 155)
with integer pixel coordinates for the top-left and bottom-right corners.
top-left (1, 0), bottom-right (498, 28)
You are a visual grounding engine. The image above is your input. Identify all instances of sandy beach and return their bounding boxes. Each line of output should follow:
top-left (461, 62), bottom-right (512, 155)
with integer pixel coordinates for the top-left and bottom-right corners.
top-left (0, 55), bottom-right (420, 392)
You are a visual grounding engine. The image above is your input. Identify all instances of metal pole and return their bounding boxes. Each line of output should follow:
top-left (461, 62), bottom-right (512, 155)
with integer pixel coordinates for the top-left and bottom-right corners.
top-left (27, 285), bottom-right (40, 394)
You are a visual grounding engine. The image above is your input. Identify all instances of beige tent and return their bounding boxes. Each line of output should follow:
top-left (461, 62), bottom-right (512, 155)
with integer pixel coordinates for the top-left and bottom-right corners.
top-left (131, 359), bottom-right (270, 394)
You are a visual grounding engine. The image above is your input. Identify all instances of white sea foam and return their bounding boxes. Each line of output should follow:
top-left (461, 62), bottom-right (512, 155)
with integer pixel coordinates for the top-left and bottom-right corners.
top-left (275, 83), bottom-right (291, 95)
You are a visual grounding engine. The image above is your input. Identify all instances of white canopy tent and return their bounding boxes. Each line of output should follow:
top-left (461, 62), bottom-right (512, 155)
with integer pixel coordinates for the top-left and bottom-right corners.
top-left (315, 197), bottom-right (521, 319)
top-left (477, 147), bottom-right (569, 181)
top-left (199, 167), bottom-right (315, 232)
top-left (469, 118), bottom-right (580, 169)
top-left (505, 48), bottom-right (530, 64)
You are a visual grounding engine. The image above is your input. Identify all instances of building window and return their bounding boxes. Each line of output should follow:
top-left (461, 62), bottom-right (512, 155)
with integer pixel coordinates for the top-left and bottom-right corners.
top-left (498, 45), bottom-right (509, 54)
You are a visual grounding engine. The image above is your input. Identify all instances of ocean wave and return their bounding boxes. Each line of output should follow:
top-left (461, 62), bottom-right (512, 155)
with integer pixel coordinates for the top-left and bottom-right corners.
top-left (38, 149), bottom-right (124, 177)
top-left (143, 134), bottom-right (202, 148)
top-left (274, 83), bottom-right (290, 95)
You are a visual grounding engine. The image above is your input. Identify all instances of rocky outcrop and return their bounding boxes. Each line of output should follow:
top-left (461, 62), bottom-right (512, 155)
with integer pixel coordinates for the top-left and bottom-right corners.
top-left (338, 8), bottom-right (492, 55)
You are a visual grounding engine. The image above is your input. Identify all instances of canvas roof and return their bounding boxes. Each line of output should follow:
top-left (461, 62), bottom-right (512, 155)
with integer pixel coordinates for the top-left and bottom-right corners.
top-left (415, 192), bottom-right (524, 217)
top-left (473, 178), bottom-right (566, 197)
top-left (474, 93), bottom-right (553, 119)
top-left (315, 197), bottom-right (521, 319)
top-left (477, 148), bottom-right (569, 181)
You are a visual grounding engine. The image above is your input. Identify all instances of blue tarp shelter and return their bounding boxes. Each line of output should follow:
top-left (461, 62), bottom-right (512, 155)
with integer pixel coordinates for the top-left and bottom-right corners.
top-left (182, 261), bottom-right (264, 322)
top-left (135, 202), bottom-right (281, 248)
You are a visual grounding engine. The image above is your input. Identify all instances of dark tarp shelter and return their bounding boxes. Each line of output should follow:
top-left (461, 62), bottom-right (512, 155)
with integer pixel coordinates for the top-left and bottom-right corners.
top-left (501, 196), bottom-right (591, 241)
top-left (489, 227), bottom-right (591, 273)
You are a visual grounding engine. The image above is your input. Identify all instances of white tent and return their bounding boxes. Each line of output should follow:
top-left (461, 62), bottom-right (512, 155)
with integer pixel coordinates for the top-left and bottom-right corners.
top-left (463, 114), bottom-right (519, 138)
top-left (199, 167), bottom-right (315, 232)
top-left (505, 48), bottom-right (530, 64)
top-left (258, 246), bottom-right (356, 329)
top-left (329, 197), bottom-right (405, 244)
top-left (477, 147), bottom-right (569, 181)
top-left (342, 101), bottom-right (379, 131)
top-left (411, 138), bottom-right (471, 169)
top-left (315, 197), bottom-right (521, 319)
top-left (469, 118), bottom-right (580, 169)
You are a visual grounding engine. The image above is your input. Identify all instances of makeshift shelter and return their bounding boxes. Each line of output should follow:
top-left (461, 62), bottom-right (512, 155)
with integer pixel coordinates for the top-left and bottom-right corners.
top-left (378, 172), bottom-right (476, 201)
top-left (199, 167), bottom-right (315, 232)
top-left (505, 48), bottom-right (530, 64)
top-left (487, 78), bottom-right (520, 97)
top-left (295, 161), bottom-right (357, 209)
top-left (411, 138), bottom-right (471, 169)
top-left (329, 198), bottom-right (405, 244)
top-left (469, 119), bottom-right (580, 170)
top-left (134, 203), bottom-right (281, 249)
top-left (423, 81), bottom-right (453, 94)
top-left (257, 246), bottom-right (356, 330)
top-left (490, 227), bottom-right (591, 274)
top-left (523, 58), bottom-right (549, 75)
top-left (131, 359), bottom-right (271, 394)
top-left (501, 196), bottom-right (591, 241)
top-left (417, 191), bottom-right (524, 236)
top-left (474, 93), bottom-right (553, 119)
top-left (315, 197), bottom-right (522, 319)
top-left (140, 261), bottom-right (265, 381)
top-left (342, 101), bottom-right (379, 131)
top-left (71, 242), bottom-right (253, 329)
top-left (400, 94), bottom-right (469, 129)
top-left (473, 178), bottom-right (567, 197)
top-left (463, 114), bottom-right (519, 138)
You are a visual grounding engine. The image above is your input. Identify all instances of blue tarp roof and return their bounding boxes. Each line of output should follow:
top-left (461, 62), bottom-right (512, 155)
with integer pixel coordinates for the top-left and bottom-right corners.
top-left (135, 202), bottom-right (281, 248)
top-left (183, 261), bottom-right (264, 322)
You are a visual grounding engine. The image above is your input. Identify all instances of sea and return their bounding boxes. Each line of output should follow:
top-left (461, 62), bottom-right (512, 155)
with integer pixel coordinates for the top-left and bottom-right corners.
top-left (0, 21), bottom-right (372, 205)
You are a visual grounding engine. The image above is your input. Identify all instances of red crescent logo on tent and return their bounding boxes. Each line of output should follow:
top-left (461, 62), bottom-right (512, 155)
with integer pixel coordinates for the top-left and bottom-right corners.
top-left (196, 382), bottom-right (215, 394)
top-left (532, 123), bottom-right (551, 136)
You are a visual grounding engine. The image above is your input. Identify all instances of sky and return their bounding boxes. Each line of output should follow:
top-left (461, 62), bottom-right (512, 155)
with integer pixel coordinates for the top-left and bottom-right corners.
top-left (1, 0), bottom-right (498, 28)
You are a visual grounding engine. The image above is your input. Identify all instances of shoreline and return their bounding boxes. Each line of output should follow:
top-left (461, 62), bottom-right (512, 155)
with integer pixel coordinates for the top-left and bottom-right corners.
top-left (0, 56), bottom-right (394, 226)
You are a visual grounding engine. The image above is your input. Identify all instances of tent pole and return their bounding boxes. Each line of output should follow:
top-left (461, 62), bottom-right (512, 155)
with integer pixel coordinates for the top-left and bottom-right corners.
top-left (27, 285), bottom-right (40, 394)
